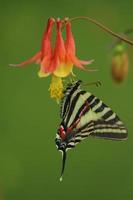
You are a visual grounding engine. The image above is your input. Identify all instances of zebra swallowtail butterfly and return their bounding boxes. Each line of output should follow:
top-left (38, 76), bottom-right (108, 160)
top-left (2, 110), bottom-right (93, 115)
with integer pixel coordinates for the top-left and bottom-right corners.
top-left (55, 80), bottom-right (128, 181)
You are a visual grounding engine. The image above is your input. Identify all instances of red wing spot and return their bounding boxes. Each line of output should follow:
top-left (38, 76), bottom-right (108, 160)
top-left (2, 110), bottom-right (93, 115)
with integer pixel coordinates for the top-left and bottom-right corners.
top-left (60, 102), bottom-right (90, 139)
top-left (59, 126), bottom-right (66, 140)
top-left (67, 101), bottom-right (90, 133)
top-left (67, 127), bottom-right (73, 133)
top-left (79, 102), bottom-right (90, 117)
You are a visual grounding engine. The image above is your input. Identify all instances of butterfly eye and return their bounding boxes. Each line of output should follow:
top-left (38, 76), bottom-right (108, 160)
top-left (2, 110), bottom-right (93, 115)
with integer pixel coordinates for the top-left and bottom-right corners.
top-left (55, 138), bottom-right (61, 145)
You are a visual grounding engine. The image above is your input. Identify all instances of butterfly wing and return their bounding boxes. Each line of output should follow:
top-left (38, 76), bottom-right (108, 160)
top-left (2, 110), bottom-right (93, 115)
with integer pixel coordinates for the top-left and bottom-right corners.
top-left (57, 81), bottom-right (128, 180)
top-left (60, 80), bottom-right (82, 119)
top-left (60, 81), bottom-right (127, 150)
top-left (72, 92), bottom-right (128, 141)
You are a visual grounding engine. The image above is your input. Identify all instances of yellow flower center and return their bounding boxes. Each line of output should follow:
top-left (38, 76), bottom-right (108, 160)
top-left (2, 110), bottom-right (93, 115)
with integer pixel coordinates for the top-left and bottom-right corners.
top-left (49, 75), bottom-right (64, 102)
top-left (53, 62), bottom-right (73, 77)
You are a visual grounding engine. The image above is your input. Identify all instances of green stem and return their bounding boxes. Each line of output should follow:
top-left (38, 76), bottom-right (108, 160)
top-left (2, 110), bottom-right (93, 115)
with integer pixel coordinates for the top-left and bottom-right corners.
top-left (69, 16), bottom-right (133, 46)
top-left (110, 29), bottom-right (133, 49)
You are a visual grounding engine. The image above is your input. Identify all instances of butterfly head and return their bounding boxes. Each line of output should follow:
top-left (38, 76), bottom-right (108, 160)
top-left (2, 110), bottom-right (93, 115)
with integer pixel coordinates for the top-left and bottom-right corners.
top-left (55, 138), bottom-right (67, 151)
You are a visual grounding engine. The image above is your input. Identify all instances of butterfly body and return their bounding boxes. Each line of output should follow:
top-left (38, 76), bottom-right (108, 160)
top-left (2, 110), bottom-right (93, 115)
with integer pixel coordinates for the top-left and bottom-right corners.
top-left (55, 80), bottom-right (128, 180)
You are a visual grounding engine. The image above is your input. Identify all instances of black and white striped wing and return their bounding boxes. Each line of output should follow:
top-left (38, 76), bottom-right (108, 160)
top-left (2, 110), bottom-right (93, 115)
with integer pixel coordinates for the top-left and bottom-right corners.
top-left (72, 92), bottom-right (128, 142)
top-left (60, 80), bottom-right (82, 119)
top-left (57, 81), bottom-right (128, 180)
top-left (60, 85), bottom-right (127, 148)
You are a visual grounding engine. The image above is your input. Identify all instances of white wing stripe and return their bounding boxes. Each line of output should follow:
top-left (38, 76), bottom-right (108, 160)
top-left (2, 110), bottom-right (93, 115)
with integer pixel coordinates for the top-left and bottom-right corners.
top-left (94, 128), bottom-right (127, 133)
top-left (67, 93), bottom-right (91, 127)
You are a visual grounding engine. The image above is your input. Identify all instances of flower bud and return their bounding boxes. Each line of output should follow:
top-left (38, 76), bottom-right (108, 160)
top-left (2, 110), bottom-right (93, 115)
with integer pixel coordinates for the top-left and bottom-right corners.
top-left (111, 44), bottom-right (129, 83)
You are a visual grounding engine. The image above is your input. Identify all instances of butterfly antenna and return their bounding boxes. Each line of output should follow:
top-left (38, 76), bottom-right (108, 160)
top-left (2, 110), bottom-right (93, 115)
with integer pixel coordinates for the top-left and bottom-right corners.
top-left (83, 81), bottom-right (102, 87)
top-left (60, 150), bottom-right (67, 182)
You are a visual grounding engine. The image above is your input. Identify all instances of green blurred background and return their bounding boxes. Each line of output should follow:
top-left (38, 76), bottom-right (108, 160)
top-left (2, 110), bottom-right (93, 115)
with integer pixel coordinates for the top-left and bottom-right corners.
top-left (0, 0), bottom-right (133, 199)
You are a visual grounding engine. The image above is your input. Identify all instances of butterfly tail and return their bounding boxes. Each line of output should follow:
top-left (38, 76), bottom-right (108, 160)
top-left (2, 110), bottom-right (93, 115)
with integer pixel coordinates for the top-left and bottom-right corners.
top-left (60, 150), bottom-right (67, 182)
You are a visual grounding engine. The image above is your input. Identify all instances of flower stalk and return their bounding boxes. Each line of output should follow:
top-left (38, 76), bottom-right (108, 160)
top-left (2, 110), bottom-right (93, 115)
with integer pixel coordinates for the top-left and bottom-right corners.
top-left (69, 16), bottom-right (133, 46)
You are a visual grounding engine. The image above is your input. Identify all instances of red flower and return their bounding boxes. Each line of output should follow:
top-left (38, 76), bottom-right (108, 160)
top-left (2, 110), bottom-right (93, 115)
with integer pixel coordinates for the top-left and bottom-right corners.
top-left (39, 18), bottom-right (67, 77)
top-left (39, 18), bottom-right (93, 78)
top-left (10, 17), bottom-right (94, 101)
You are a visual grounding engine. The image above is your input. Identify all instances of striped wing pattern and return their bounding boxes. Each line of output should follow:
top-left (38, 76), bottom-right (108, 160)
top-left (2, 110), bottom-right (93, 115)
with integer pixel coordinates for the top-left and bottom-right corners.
top-left (60, 80), bottom-right (82, 119)
top-left (59, 80), bottom-right (128, 150)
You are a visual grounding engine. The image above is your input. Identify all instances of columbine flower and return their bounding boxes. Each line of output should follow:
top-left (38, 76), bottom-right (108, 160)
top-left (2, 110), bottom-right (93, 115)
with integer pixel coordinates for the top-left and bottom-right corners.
top-left (38, 18), bottom-right (93, 101)
top-left (111, 43), bottom-right (129, 83)
top-left (38, 18), bottom-right (67, 77)
top-left (39, 18), bottom-right (93, 77)
top-left (10, 17), bottom-right (93, 101)
top-left (10, 18), bottom-right (55, 70)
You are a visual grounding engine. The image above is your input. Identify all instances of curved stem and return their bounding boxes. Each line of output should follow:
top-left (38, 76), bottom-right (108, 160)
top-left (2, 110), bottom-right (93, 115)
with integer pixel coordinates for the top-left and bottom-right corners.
top-left (69, 16), bottom-right (133, 46)
top-left (109, 28), bottom-right (133, 50)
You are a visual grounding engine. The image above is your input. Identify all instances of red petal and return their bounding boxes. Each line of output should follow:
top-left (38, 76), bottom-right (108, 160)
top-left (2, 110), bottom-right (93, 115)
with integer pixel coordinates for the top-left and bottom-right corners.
top-left (47, 56), bottom-right (59, 73)
top-left (65, 22), bottom-right (75, 55)
top-left (9, 51), bottom-right (42, 67)
top-left (41, 18), bottom-right (55, 57)
top-left (44, 19), bottom-right (65, 74)
top-left (69, 54), bottom-right (86, 70)
top-left (69, 54), bottom-right (95, 71)
top-left (54, 19), bottom-right (66, 61)
top-left (65, 21), bottom-right (95, 71)
top-left (41, 55), bottom-right (53, 73)
top-left (79, 59), bottom-right (94, 65)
